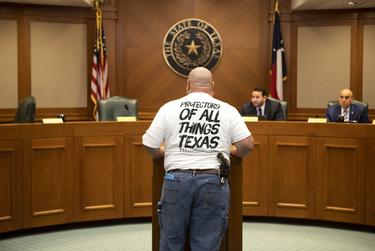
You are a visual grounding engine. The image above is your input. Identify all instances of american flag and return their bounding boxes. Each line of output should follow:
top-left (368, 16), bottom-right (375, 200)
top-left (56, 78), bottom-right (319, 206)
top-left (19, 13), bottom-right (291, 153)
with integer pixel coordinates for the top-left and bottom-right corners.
top-left (91, 3), bottom-right (109, 120)
top-left (269, 5), bottom-right (287, 100)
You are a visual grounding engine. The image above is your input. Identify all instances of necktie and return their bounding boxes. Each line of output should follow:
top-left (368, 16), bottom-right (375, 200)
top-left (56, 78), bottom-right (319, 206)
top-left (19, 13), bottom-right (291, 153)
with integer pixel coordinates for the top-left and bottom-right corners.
top-left (343, 109), bottom-right (349, 121)
top-left (257, 107), bottom-right (262, 116)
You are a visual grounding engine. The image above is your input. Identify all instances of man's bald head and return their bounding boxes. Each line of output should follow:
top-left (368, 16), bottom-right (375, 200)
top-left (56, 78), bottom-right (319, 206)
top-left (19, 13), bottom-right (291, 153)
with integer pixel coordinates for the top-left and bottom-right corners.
top-left (339, 88), bottom-right (353, 109)
top-left (340, 88), bottom-right (353, 97)
top-left (186, 67), bottom-right (214, 95)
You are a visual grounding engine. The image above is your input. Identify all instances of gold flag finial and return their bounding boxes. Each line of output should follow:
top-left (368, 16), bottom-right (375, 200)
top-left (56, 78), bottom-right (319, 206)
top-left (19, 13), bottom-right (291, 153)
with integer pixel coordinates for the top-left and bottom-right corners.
top-left (275, 0), bottom-right (279, 12)
top-left (94, 0), bottom-right (103, 8)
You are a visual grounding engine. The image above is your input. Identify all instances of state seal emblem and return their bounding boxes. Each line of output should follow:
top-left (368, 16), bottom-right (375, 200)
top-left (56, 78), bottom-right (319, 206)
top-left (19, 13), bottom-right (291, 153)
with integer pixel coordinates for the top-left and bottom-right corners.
top-left (163, 18), bottom-right (223, 77)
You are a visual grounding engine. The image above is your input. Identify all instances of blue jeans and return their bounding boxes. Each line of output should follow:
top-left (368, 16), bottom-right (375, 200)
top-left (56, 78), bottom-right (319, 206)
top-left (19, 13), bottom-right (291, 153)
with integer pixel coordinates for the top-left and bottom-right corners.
top-left (157, 171), bottom-right (230, 251)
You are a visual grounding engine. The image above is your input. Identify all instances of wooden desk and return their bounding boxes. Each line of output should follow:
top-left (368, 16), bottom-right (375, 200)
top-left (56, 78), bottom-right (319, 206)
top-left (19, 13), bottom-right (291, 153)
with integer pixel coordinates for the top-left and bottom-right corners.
top-left (242, 121), bottom-right (375, 226)
top-left (0, 121), bottom-right (374, 234)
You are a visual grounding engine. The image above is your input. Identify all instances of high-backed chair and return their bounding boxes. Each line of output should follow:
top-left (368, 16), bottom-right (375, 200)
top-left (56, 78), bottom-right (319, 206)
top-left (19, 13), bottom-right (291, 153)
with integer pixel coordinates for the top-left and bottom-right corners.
top-left (98, 96), bottom-right (138, 121)
top-left (14, 96), bottom-right (36, 123)
top-left (327, 100), bottom-right (368, 109)
top-left (268, 96), bottom-right (288, 120)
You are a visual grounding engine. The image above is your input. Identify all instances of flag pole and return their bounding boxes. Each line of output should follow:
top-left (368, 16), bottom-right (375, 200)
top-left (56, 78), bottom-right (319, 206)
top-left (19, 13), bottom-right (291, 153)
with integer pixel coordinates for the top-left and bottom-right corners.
top-left (94, 0), bottom-right (106, 99)
top-left (91, 0), bottom-right (107, 120)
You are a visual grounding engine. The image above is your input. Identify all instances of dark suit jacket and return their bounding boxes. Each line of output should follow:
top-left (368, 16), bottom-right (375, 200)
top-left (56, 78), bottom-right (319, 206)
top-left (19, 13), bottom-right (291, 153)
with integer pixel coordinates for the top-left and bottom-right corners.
top-left (326, 103), bottom-right (370, 123)
top-left (240, 99), bottom-right (285, 120)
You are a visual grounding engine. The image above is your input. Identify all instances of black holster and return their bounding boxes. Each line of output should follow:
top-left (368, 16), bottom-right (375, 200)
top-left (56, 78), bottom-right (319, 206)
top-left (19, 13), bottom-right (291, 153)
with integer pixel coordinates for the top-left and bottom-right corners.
top-left (217, 152), bottom-right (230, 183)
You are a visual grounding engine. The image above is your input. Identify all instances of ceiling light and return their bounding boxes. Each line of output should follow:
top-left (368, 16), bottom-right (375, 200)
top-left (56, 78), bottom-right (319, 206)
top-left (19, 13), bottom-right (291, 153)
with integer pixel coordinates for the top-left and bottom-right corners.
top-left (343, 1), bottom-right (364, 7)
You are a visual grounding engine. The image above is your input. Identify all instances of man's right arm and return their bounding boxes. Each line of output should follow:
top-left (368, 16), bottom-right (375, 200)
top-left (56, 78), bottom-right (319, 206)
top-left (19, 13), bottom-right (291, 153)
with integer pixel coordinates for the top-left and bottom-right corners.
top-left (326, 106), bottom-right (333, 122)
top-left (231, 135), bottom-right (254, 158)
top-left (143, 145), bottom-right (164, 159)
top-left (239, 104), bottom-right (245, 116)
top-left (142, 104), bottom-right (167, 157)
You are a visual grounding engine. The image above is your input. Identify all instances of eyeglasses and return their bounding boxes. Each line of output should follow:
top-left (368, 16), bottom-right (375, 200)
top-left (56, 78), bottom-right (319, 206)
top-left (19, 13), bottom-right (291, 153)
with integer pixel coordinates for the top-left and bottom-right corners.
top-left (340, 96), bottom-right (351, 100)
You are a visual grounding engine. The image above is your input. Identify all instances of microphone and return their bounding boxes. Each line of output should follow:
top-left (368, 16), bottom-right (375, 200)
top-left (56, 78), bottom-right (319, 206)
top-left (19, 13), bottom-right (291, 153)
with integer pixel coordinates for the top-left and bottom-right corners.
top-left (257, 115), bottom-right (266, 121)
top-left (336, 115), bottom-right (344, 122)
top-left (57, 113), bottom-right (66, 122)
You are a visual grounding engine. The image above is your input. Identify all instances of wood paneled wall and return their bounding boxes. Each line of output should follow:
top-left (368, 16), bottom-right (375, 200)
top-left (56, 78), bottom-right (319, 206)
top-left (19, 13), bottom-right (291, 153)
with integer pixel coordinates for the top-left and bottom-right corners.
top-left (0, 140), bottom-right (21, 232)
top-left (0, 1), bottom-right (117, 122)
top-left (0, 0), bottom-right (271, 122)
top-left (317, 137), bottom-right (365, 223)
top-left (268, 136), bottom-right (317, 219)
top-left (285, 9), bottom-right (375, 120)
top-left (115, 0), bottom-right (271, 119)
top-left (366, 138), bottom-right (375, 226)
top-left (242, 135), bottom-right (268, 216)
top-left (23, 137), bottom-right (74, 227)
top-left (1, 0), bottom-right (375, 122)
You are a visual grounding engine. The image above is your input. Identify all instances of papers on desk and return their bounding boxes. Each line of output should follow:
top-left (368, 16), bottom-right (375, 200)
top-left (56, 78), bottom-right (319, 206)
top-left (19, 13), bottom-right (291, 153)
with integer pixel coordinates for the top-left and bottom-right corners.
top-left (117, 116), bottom-right (137, 122)
top-left (242, 116), bottom-right (258, 122)
top-left (42, 118), bottom-right (64, 124)
top-left (307, 118), bottom-right (327, 123)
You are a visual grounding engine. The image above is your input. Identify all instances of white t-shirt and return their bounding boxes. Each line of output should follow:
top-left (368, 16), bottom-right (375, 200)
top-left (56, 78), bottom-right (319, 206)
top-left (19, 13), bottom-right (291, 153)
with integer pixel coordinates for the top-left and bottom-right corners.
top-left (142, 92), bottom-right (251, 171)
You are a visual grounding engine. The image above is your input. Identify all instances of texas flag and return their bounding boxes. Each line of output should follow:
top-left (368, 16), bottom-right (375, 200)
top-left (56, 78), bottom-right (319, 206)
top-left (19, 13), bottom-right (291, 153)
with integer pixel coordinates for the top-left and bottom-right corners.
top-left (269, 10), bottom-right (287, 100)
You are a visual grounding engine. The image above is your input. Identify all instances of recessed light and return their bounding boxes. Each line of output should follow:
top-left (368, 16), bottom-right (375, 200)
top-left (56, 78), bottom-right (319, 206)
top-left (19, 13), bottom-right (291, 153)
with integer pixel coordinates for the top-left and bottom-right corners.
top-left (343, 1), bottom-right (364, 7)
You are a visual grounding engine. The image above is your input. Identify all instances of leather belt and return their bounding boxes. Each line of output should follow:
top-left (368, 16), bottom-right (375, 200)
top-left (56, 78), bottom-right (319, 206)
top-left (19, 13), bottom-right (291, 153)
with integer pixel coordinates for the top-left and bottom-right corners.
top-left (168, 169), bottom-right (219, 175)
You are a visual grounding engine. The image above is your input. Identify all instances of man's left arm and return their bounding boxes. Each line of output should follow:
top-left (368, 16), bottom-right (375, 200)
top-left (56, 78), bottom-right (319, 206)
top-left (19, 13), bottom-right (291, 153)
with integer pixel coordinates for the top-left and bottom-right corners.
top-left (359, 105), bottom-right (370, 123)
top-left (274, 102), bottom-right (285, 121)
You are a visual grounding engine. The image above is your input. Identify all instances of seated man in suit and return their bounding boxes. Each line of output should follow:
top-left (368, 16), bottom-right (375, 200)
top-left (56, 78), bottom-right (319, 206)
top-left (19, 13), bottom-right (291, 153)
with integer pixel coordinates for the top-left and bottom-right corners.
top-left (326, 88), bottom-right (370, 123)
top-left (240, 87), bottom-right (285, 120)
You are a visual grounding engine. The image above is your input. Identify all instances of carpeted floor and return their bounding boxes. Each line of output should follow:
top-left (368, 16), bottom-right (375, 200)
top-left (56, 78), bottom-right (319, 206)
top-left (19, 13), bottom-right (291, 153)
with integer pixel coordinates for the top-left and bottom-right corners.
top-left (0, 219), bottom-right (374, 250)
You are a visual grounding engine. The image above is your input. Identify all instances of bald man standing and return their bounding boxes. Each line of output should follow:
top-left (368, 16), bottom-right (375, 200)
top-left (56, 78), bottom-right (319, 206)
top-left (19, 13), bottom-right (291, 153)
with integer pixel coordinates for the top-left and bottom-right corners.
top-left (326, 88), bottom-right (370, 123)
top-left (143, 67), bottom-right (254, 250)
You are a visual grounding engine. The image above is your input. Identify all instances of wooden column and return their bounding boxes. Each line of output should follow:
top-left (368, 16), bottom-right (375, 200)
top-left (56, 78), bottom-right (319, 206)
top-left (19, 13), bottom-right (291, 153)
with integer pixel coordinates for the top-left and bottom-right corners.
top-left (152, 156), bottom-right (243, 251)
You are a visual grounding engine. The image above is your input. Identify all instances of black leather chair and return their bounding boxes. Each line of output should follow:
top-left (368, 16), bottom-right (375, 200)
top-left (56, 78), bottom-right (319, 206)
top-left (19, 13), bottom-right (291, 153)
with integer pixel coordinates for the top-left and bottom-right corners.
top-left (14, 96), bottom-right (36, 123)
top-left (327, 100), bottom-right (368, 109)
top-left (268, 96), bottom-right (288, 120)
top-left (98, 96), bottom-right (138, 121)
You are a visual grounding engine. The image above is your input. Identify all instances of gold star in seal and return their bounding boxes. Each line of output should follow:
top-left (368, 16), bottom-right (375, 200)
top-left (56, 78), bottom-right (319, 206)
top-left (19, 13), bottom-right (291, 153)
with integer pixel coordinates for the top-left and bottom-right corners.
top-left (185, 40), bottom-right (201, 55)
